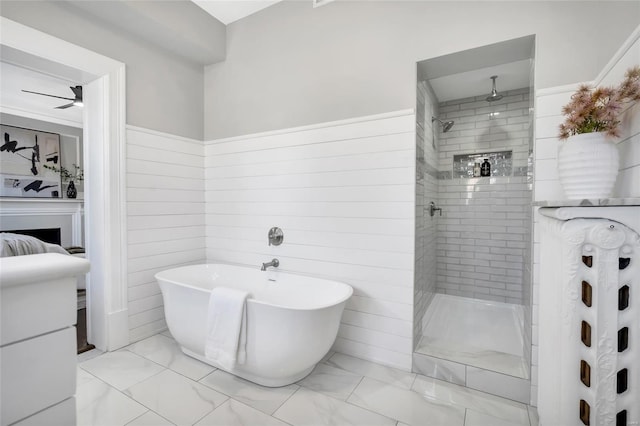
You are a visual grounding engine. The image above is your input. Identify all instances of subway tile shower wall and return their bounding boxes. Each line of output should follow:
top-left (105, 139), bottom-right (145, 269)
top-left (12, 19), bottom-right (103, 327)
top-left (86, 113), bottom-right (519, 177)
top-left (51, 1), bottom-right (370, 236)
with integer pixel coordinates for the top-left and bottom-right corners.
top-left (436, 88), bottom-right (533, 304)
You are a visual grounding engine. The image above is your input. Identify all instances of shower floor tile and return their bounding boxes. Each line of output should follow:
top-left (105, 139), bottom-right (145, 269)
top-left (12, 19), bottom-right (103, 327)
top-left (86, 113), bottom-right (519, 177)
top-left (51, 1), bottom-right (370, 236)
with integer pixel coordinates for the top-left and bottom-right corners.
top-left (417, 294), bottom-right (529, 379)
top-left (76, 332), bottom-right (534, 426)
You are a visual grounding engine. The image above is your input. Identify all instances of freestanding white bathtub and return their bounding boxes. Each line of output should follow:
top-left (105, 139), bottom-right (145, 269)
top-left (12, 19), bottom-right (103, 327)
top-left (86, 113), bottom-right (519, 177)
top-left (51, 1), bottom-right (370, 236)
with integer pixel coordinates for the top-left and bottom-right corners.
top-left (155, 263), bottom-right (353, 387)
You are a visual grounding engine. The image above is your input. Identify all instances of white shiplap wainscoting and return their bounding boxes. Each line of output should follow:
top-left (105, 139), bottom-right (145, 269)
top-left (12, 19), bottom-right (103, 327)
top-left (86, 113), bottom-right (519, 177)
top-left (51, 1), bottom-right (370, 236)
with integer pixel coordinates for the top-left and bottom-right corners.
top-left (205, 111), bottom-right (416, 370)
top-left (126, 126), bottom-right (206, 343)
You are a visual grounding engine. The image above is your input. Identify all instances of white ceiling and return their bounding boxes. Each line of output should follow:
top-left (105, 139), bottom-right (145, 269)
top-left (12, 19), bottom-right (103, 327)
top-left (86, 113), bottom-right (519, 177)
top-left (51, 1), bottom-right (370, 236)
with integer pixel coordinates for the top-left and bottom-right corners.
top-left (0, 61), bottom-right (83, 127)
top-left (191, 0), bottom-right (283, 25)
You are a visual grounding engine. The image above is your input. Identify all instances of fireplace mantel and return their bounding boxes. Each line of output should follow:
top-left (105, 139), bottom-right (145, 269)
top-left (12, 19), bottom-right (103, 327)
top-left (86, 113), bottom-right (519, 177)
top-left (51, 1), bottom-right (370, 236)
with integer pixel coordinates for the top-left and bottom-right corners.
top-left (0, 199), bottom-right (84, 246)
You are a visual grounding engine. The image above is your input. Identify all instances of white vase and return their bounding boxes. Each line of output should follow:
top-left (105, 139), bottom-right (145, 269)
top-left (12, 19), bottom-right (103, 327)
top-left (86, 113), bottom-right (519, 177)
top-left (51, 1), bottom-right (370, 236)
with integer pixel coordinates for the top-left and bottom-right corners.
top-left (557, 132), bottom-right (619, 200)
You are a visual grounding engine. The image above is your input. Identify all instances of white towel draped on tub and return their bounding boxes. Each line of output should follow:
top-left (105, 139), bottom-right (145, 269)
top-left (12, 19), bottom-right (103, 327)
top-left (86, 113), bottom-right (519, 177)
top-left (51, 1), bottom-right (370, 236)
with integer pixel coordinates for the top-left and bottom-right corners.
top-left (205, 287), bottom-right (249, 370)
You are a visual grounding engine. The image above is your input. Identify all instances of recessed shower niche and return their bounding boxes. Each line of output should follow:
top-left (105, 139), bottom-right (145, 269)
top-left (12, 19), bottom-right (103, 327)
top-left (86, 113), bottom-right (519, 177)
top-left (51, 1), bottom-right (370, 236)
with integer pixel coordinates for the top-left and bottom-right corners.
top-left (412, 35), bottom-right (535, 402)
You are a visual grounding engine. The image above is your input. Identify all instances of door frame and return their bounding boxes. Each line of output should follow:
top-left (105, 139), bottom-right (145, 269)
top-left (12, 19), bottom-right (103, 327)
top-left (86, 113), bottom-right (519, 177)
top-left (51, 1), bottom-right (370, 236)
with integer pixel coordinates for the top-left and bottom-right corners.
top-left (1, 17), bottom-right (129, 350)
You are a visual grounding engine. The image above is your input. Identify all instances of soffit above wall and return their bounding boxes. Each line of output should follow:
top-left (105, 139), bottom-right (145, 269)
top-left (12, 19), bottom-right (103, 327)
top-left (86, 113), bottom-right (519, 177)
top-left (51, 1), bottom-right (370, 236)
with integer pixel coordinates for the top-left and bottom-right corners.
top-left (429, 59), bottom-right (531, 103)
top-left (63, 0), bottom-right (226, 66)
top-left (418, 35), bottom-right (534, 103)
top-left (191, 0), bottom-right (283, 25)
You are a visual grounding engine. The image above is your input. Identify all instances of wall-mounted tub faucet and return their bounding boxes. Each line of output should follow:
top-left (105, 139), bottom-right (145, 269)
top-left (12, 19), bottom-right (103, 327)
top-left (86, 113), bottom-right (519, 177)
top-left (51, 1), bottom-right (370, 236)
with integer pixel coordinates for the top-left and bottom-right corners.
top-left (261, 258), bottom-right (279, 271)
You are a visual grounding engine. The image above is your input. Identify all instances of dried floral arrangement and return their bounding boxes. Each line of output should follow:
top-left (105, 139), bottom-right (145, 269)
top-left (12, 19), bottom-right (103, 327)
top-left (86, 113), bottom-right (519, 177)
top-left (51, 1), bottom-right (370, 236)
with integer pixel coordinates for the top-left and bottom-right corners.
top-left (43, 163), bottom-right (84, 182)
top-left (559, 65), bottom-right (640, 140)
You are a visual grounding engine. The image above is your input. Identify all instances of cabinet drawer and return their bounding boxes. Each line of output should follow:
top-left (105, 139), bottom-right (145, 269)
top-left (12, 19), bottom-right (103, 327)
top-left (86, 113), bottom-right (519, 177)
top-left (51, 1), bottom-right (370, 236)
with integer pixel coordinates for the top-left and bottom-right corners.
top-left (1, 327), bottom-right (76, 426)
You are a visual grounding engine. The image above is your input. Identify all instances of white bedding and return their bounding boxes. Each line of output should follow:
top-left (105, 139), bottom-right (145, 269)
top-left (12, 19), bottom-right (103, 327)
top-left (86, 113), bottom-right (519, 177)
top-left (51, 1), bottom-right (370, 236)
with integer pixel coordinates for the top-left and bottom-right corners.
top-left (0, 233), bottom-right (69, 257)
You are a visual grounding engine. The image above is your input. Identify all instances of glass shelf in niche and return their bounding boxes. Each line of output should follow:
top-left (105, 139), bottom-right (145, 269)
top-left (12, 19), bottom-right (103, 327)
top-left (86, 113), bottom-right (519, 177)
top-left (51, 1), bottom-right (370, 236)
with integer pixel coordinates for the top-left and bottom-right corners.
top-left (453, 150), bottom-right (512, 179)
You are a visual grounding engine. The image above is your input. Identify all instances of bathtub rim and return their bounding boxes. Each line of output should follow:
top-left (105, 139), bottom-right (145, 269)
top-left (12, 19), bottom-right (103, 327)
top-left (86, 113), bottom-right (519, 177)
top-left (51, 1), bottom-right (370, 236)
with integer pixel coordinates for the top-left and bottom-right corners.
top-left (155, 262), bottom-right (354, 312)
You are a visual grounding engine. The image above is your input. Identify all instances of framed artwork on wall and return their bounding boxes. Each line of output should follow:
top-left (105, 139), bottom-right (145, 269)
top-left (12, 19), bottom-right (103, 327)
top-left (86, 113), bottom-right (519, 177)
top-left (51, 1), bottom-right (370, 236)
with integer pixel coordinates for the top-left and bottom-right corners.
top-left (0, 124), bottom-right (62, 198)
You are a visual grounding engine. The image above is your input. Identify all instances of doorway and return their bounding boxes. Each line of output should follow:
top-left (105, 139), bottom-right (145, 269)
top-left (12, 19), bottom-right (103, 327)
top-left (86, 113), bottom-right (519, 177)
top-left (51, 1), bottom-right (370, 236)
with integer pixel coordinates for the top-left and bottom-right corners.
top-left (1, 17), bottom-right (129, 351)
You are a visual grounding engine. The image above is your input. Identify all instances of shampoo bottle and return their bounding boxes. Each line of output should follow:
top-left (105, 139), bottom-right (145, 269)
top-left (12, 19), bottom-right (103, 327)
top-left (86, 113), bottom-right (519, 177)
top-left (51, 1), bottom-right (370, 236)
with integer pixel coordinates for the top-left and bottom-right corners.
top-left (480, 159), bottom-right (491, 177)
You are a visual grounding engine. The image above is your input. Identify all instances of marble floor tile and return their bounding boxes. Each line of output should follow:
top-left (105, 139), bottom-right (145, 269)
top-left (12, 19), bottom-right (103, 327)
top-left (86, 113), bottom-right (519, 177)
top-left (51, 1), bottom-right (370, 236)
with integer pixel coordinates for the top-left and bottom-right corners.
top-left (125, 369), bottom-right (228, 426)
top-left (77, 366), bottom-right (98, 388)
top-left (126, 334), bottom-right (216, 381)
top-left (199, 370), bottom-right (298, 415)
top-left (348, 377), bottom-right (465, 426)
top-left (79, 350), bottom-right (165, 391)
top-left (274, 388), bottom-right (395, 426)
top-left (74, 334), bottom-right (536, 426)
top-left (76, 377), bottom-right (147, 426)
top-left (297, 363), bottom-right (363, 400)
top-left (320, 351), bottom-right (335, 364)
top-left (416, 337), bottom-right (528, 379)
top-left (126, 411), bottom-right (175, 426)
top-left (326, 353), bottom-right (416, 390)
top-left (195, 399), bottom-right (289, 426)
top-left (464, 409), bottom-right (526, 426)
top-left (412, 375), bottom-right (529, 425)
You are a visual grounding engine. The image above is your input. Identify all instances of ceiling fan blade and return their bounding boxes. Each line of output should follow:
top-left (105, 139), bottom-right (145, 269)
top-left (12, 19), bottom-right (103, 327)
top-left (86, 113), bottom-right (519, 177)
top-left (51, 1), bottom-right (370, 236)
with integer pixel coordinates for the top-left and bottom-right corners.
top-left (70, 85), bottom-right (83, 99)
top-left (55, 102), bottom-right (75, 109)
top-left (22, 89), bottom-right (74, 101)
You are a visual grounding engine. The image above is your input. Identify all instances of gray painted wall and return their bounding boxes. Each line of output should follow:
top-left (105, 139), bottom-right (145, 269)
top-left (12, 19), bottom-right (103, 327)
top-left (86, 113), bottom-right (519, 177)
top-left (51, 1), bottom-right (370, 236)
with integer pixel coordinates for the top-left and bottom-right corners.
top-left (204, 1), bottom-right (640, 139)
top-left (1, 1), bottom-right (208, 140)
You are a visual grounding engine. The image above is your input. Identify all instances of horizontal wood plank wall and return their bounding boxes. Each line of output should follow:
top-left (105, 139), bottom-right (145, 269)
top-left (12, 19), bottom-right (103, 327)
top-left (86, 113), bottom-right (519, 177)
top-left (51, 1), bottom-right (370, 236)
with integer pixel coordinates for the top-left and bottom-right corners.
top-left (205, 111), bottom-right (416, 370)
top-left (126, 126), bottom-right (206, 343)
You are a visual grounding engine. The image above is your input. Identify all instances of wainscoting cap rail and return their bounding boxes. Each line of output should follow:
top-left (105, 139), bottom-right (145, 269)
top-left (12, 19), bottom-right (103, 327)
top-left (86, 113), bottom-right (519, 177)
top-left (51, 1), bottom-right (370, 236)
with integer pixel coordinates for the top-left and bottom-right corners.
top-left (205, 109), bottom-right (415, 145)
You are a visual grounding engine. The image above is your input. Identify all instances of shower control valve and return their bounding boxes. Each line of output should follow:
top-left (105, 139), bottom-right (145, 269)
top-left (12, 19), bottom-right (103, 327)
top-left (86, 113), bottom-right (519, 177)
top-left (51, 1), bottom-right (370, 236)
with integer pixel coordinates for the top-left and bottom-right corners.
top-left (429, 202), bottom-right (442, 217)
top-left (268, 227), bottom-right (284, 246)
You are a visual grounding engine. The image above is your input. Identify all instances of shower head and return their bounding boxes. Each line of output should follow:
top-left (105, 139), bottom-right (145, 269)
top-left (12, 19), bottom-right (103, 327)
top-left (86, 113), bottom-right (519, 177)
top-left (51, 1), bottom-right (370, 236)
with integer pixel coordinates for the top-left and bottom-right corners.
top-left (432, 116), bottom-right (455, 133)
top-left (486, 75), bottom-right (503, 102)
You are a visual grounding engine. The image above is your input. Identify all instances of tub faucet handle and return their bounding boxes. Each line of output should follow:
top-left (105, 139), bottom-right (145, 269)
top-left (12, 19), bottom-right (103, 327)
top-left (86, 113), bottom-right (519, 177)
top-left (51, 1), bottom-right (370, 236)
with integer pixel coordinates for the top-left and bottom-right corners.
top-left (261, 258), bottom-right (280, 271)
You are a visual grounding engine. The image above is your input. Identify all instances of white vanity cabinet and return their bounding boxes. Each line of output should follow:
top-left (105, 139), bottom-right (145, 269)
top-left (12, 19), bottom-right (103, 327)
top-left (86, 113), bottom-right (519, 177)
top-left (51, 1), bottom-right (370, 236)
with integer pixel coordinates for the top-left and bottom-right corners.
top-left (0, 253), bottom-right (90, 426)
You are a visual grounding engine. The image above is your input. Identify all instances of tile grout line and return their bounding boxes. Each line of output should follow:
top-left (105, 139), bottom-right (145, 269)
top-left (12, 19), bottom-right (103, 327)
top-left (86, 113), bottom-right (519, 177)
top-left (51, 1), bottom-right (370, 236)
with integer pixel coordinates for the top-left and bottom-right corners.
top-left (117, 363), bottom-right (225, 426)
top-left (78, 366), bottom-right (165, 425)
top-left (126, 335), bottom-right (220, 382)
top-left (122, 410), bottom-right (151, 426)
top-left (340, 376), bottom-right (403, 424)
top-left (295, 355), bottom-right (405, 423)
top-left (189, 395), bottom-right (230, 426)
top-left (268, 384), bottom-right (302, 421)
top-left (344, 375), bottom-right (365, 402)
